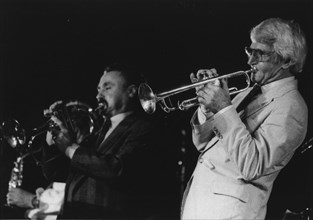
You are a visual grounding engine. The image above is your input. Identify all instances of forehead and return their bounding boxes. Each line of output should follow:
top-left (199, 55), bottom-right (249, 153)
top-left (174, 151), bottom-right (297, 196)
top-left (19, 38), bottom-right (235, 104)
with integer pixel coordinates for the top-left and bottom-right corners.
top-left (250, 41), bottom-right (272, 51)
top-left (98, 70), bottom-right (126, 86)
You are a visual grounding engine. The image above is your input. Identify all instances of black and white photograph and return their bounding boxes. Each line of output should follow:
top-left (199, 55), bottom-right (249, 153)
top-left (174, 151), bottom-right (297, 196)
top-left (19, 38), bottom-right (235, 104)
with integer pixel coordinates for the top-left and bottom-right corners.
top-left (0, 0), bottom-right (312, 219)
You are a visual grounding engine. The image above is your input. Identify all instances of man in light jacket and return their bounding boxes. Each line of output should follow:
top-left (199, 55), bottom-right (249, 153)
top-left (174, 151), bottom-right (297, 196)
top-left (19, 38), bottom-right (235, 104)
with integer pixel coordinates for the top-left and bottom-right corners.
top-left (181, 17), bottom-right (308, 219)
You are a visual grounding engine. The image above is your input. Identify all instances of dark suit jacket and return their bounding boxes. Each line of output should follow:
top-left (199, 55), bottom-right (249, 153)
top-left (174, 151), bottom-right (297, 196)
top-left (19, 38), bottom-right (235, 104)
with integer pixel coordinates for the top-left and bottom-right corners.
top-left (60, 112), bottom-right (172, 219)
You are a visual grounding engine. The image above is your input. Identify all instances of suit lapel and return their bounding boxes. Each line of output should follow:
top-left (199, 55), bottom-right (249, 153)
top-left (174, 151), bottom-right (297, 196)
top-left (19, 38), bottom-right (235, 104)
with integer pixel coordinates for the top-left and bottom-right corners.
top-left (243, 96), bottom-right (272, 118)
top-left (66, 113), bottom-right (141, 202)
top-left (233, 87), bottom-right (253, 110)
top-left (96, 113), bottom-right (137, 154)
top-left (241, 78), bottom-right (298, 118)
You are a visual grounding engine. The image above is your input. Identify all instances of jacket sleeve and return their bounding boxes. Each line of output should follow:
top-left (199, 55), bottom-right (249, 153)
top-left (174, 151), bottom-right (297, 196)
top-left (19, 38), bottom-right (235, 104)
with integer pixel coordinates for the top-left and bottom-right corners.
top-left (211, 98), bottom-right (307, 181)
top-left (191, 109), bottom-right (216, 152)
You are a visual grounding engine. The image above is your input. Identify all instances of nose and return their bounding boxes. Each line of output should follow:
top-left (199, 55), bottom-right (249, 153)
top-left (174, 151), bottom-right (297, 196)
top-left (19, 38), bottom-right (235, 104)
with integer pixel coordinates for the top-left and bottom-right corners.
top-left (247, 55), bottom-right (258, 66)
top-left (96, 91), bottom-right (102, 102)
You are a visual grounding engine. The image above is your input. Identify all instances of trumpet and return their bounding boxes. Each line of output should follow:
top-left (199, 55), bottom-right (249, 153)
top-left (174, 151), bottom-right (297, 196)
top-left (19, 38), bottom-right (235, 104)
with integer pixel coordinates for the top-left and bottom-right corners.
top-left (138, 68), bottom-right (256, 114)
top-left (2, 101), bottom-right (102, 167)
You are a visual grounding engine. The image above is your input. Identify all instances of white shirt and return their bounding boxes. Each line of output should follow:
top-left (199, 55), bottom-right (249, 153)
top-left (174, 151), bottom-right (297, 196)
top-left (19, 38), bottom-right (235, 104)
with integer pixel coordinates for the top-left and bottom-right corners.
top-left (103, 111), bottom-right (133, 140)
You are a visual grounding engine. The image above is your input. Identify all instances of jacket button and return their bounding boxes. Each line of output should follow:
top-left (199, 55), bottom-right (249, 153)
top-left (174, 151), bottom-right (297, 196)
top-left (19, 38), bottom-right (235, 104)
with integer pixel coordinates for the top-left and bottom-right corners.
top-left (199, 158), bottom-right (204, 163)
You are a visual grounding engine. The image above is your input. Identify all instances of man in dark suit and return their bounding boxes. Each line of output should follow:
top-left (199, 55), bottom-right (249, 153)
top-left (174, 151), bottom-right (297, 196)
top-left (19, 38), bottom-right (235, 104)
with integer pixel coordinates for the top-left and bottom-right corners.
top-left (47, 63), bottom-right (179, 219)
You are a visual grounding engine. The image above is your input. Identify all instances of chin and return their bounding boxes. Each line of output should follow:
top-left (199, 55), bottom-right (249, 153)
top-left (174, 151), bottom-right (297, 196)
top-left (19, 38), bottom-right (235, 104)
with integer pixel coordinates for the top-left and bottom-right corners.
top-left (251, 72), bottom-right (262, 84)
top-left (251, 74), bottom-right (257, 83)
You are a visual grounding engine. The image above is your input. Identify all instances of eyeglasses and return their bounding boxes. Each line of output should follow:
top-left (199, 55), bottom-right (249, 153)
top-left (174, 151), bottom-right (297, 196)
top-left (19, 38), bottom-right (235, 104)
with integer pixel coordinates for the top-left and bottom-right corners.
top-left (245, 47), bottom-right (275, 62)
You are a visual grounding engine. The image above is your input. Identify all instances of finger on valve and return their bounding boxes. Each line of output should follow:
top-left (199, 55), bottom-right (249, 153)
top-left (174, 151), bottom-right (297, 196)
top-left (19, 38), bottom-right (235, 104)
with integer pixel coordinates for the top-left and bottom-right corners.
top-left (190, 72), bottom-right (204, 94)
top-left (196, 69), bottom-right (217, 80)
top-left (50, 116), bottom-right (67, 133)
top-left (196, 69), bottom-right (209, 80)
top-left (190, 72), bottom-right (198, 83)
top-left (43, 100), bottom-right (63, 117)
top-left (196, 68), bottom-right (220, 88)
top-left (49, 100), bottom-right (63, 112)
top-left (46, 131), bottom-right (55, 146)
top-left (220, 78), bottom-right (228, 90)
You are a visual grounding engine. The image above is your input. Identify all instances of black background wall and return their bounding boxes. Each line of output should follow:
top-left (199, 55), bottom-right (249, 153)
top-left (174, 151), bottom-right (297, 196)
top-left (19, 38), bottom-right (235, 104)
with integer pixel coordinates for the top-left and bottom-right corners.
top-left (0, 0), bottom-right (312, 219)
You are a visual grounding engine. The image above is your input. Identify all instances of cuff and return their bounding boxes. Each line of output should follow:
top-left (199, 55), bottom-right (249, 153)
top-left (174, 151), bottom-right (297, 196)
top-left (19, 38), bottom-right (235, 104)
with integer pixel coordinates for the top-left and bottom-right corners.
top-left (197, 107), bottom-right (214, 124)
top-left (31, 195), bottom-right (39, 209)
top-left (65, 143), bottom-right (80, 159)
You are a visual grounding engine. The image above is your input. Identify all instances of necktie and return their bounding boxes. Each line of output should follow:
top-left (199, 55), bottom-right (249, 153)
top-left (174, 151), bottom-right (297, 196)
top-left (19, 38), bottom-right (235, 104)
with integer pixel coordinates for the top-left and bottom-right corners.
top-left (236, 84), bottom-right (262, 113)
top-left (96, 118), bottom-right (112, 146)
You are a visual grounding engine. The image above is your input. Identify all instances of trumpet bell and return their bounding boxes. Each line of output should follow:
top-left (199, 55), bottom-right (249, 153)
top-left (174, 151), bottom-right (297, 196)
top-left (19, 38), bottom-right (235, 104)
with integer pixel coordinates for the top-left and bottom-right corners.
top-left (138, 83), bottom-right (157, 114)
top-left (43, 100), bottom-right (101, 141)
top-left (29, 100), bottom-right (101, 165)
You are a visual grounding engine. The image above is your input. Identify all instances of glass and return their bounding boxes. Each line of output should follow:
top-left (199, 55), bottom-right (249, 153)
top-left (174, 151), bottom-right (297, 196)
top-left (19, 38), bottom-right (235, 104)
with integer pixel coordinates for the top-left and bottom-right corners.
top-left (245, 46), bottom-right (275, 62)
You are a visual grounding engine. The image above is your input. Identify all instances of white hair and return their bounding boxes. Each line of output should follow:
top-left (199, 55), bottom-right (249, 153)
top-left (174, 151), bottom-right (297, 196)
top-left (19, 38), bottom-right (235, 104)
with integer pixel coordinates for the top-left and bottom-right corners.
top-left (250, 18), bottom-right (307, 73)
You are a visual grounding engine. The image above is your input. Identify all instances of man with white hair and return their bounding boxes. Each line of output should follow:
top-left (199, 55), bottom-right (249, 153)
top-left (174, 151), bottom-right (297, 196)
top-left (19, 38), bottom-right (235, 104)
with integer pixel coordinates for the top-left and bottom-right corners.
top-left (182, 17), bottom-right (308, 219)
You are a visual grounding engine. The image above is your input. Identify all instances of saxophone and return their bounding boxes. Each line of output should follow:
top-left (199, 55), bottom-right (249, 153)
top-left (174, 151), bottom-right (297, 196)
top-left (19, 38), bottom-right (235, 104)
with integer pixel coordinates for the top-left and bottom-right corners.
top-left (1, 119), bottom-right (27, 207)
top-left (8, 156), bottom-right (24, 190)
top-left (1, 101), bottom-right (100, 207)
top-left (6, 156), bottom-right (26, 207)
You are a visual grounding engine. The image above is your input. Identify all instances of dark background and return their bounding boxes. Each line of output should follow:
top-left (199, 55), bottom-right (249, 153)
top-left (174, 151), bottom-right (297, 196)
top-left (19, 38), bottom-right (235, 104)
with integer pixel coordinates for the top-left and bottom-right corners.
top-left (0, 0), bottom-right (312, 219)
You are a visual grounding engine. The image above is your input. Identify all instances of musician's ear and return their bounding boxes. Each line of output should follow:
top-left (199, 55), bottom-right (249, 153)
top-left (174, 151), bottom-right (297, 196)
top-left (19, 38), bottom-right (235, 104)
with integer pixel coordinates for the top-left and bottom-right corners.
top-left (282, 58), bottom-right (295, 70)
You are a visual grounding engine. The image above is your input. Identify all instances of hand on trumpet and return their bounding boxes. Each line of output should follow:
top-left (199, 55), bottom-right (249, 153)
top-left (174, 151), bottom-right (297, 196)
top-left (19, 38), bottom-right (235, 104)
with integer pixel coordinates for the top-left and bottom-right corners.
top-left (43, 100), bottom-right (63, 117)
top-left (46, 116), bottom-right (75, 154)
top-left (191, 68), bottom-right (231, 114)
top-left (190, 69), bottom-right (218, 115)
top-left (45, 100), bottom-right (76, 152)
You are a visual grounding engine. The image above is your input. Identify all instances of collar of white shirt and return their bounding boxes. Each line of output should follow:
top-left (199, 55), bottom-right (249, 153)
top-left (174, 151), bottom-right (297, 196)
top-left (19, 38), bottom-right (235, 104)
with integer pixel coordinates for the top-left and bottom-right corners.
top-left (105, 111), bottom-right (133, 139)
top-left (261, 76), bottom-right (295, 93)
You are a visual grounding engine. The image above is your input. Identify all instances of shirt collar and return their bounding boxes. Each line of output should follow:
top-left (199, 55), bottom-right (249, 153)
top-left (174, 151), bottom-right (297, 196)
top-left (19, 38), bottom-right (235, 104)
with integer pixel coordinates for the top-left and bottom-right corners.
top-left (110, 111), bottom-right (133, 130)
top-left (261, 76), bottom-right (295, 93)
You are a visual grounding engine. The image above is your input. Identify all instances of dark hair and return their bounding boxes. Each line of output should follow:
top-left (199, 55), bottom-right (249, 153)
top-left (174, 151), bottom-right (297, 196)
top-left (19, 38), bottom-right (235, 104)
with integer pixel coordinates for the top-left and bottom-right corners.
top-left (104, 62), bottom-right (145, 87)
top-left (104, 62), bottom-right (146, 113)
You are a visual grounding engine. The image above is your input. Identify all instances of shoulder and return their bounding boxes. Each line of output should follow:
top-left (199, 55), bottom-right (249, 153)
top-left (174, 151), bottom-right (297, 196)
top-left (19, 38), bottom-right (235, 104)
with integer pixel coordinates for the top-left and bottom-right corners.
top-left (273, 88), bottom-right (307, 113)
top-left (128, 112), bottom-right (162, 128)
